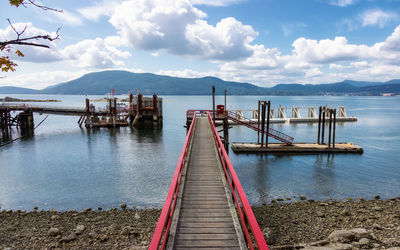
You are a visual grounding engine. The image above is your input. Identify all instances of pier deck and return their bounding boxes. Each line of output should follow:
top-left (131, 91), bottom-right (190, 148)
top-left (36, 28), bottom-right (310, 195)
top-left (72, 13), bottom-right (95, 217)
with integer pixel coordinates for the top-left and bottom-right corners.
top-left (150, 113), bottom-right (268, 249)
top-left (171, 117), bottom-right (243, 249)
top-left (231, 142), bottom-right (363, 154)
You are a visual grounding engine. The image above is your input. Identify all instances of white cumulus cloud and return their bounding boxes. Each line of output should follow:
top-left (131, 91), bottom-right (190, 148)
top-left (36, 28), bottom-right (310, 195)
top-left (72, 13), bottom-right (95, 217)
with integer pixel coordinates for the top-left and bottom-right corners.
top-left (61, 37), bottom-right (131, 68)
top-left (360, 9), bottom-right (397, 28)
top-left (191, 0), bottom-right (245, 6)
top-left (109, 0), bottom-right (256, 60)
top-left (329, 0), bottom-right (357, 7)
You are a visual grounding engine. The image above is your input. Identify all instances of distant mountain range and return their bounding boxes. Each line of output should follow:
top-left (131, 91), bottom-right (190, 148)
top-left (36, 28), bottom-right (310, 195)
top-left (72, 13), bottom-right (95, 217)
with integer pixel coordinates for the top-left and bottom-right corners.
top-left (1, 70), bottom-right (399, 96)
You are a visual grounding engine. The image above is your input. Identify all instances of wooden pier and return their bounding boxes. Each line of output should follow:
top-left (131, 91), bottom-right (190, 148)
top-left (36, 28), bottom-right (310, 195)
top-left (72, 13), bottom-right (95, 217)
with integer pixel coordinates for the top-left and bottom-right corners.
top-left (231, 142), bottom-right (363, 154)
top-left (169, 117), bottom-right (245, 249)
top-left (150, 112), bottom-right (268, 249)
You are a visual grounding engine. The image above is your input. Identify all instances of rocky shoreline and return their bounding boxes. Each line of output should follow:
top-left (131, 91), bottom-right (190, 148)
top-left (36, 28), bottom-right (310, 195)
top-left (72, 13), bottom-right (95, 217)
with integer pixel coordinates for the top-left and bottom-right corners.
top-left (0, 199), bottom-right (399, 249)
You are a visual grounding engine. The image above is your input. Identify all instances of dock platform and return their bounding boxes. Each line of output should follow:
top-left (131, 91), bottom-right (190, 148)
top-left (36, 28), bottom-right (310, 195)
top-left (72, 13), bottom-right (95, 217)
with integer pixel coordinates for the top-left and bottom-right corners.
top-left (231, 142), bottom-right (363, 154)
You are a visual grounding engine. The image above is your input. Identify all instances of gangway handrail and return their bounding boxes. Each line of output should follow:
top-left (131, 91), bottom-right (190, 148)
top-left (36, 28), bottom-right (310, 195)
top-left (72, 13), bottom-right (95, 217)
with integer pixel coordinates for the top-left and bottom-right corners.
top-left (149, 112), bottom-right (197, 250)
top-left (207, 112), bottom-right (269, 250)
top-left (226, 110), bottom-right (294, 144)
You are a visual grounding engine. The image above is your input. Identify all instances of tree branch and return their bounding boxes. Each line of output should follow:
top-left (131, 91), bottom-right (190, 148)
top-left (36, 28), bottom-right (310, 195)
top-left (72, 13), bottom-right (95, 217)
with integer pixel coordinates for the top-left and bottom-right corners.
top-left (21, 0), bottom-right (63, 12)
top-left (0, 21), bottom-right (60, 49)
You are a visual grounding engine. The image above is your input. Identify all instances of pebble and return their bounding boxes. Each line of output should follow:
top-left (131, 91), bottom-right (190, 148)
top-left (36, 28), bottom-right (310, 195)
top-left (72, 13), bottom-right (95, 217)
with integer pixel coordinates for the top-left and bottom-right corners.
top-left (97, 207), bottom-right (102, 211)
top-left (374, 195), bottom-right (381, 200)
top-left (83, 208), bottom-right (92, 212)
top-left (121, 203), bottom-right (127, 210)
top-left (59, 233), bottom-right (76, 243)
top-left (300, 195), bottom-right (306, 200)
top-left (121, 226), bottom-right (134, 236)
top-left (48, 227), bottom-right (61, 236)
top-left (33, 206), bottom-right (38, 210)
top-left (75, 225), bottom-right (85, 235)
top-left (134, 212), bottom-right (140, 220)
top-left (341, 210), bottom-right (351, 216)
top-left (277, 198), bottom-right (284, 202)
top-left (51, 215), bottom-right (60, 220)
top-left (372, 206), bottom-right (383, 211)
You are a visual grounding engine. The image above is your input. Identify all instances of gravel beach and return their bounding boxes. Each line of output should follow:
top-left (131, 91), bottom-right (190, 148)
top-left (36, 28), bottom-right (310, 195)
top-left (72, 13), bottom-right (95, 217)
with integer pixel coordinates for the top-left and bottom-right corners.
top-left (0, 199), bottom-right (399, 249)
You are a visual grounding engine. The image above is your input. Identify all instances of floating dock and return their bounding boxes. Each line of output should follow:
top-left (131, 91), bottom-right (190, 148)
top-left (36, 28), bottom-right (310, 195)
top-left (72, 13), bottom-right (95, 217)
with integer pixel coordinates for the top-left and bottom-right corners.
top-left (231, 142), bottom-right (363, 154)
top-left (222, 106), bottom-right (357, 124)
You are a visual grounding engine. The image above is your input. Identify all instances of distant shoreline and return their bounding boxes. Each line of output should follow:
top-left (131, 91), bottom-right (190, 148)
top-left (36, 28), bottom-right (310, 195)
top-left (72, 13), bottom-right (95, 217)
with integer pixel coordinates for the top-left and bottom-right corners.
top-left (0, 96), bottom-right (61, 102)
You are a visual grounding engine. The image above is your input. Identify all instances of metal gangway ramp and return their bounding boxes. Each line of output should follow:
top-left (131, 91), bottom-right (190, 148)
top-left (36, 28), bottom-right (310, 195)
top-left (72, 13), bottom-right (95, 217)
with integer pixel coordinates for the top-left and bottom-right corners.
top-left (150, 113), bottom-right (268, 250)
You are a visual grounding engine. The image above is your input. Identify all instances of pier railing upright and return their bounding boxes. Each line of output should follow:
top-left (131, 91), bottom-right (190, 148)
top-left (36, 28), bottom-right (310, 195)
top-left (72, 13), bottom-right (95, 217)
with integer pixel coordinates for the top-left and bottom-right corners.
top-left (207, 112), bottom-right (269, 250)
top-left (149, 112), bottom-right (197, 250)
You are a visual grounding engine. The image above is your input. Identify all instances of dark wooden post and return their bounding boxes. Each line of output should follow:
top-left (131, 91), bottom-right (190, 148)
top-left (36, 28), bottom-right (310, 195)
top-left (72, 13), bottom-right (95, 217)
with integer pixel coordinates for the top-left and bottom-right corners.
top-left (129, 93), bottom-right (133, 111)
top-left (224, 89), bottom-right (227, 114)
top-left (266, 101), bottom-right (271, 147)
top-left (138, 93), bottom-right (143, 117)
top-left (333, 109), bottom-right (336, 148)
top-left (328, 109), bottom-right (332, 148)
top-left (317, 106), bottom-right (322, 144)
top-left (257, 100), bottom-right (261, 144)
top-left (223, 118), bottom-right (229, 152)
top-left (153, 93), bottom-right (158, 122)
top-left (212, 85), bottom-right (215, 124)
top-left (321, 107), bottom-right (326, 144)
top-left (260, 102), bottom-right (266, 147)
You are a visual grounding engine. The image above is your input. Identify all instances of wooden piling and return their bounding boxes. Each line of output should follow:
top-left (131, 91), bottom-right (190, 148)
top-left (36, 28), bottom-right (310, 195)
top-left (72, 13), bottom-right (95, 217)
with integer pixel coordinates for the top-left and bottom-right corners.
top-left (266, 101), bottom-right (271, 147)
top-left (260, 101), bottom-right (266, 147)
top-left (333, 109), bottom-right (336, 148)
top-left (321, 107), bottom-right (326, 144)
top-left (328, 108), bottom-right (332, 147)
top-left (317, 106), bottom-right (322, 144)
top-left (257, 100), bottom-right (261, 144)
top-left (153, 93), bottom-right (158, 122)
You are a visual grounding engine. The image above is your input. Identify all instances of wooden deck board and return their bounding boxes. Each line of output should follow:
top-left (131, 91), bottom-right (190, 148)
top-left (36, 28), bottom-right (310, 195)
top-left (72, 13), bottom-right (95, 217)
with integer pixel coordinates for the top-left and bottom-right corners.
top-left (170, 117), bottom-right (241, 249)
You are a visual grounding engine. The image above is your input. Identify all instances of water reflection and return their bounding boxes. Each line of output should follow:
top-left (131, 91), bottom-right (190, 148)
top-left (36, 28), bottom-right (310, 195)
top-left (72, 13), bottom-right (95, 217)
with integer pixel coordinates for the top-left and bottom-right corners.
top-left (313, 154), bottom-right (336, 198)
top-left (254, 156), bottom-right (270, 204)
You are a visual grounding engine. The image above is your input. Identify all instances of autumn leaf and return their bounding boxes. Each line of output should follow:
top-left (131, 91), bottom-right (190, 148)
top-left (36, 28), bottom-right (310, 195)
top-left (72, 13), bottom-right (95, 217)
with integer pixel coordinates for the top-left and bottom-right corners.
top-left (16, 49), bottom-right (24, 57)
top-left (0, 56), bottom-right (18, 72)
top-left (9, 0), bottom-right (24, 7)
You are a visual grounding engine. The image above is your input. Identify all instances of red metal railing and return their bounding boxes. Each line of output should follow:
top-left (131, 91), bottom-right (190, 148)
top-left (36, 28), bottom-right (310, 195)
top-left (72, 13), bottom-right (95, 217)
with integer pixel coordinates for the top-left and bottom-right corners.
top-left (207, 112), bottom-right (269, 250)
top-left (226, 110), bottom-right (294, 145)
top-left (149, 113), bottom-right (197, 250)
top-left (187, 109), bottom-right (294, 144)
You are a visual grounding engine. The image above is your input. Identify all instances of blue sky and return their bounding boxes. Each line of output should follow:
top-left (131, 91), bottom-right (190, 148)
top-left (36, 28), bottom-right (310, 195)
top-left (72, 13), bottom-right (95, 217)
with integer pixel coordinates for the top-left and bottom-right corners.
top-left (1, 0), bottom-right (400, 89)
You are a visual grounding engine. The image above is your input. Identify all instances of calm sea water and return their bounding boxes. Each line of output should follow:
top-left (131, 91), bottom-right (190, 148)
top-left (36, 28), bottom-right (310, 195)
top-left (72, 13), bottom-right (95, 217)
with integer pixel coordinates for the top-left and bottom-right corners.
top-left (1, 94), bottom-right (399, 211)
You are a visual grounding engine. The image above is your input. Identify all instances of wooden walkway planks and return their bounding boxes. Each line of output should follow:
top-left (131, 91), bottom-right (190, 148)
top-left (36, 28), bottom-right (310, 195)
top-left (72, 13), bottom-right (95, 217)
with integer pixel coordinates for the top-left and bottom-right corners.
top-left (171, 117), bottom-right (242, 249)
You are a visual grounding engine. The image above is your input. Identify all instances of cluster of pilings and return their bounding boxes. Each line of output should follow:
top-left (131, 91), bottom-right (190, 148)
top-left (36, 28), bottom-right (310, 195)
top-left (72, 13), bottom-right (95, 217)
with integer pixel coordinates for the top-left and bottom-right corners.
top-left (1, 107), bottom-right (34, 133)
top-left (78, 93), bottom-right (162, 128)
top-left (256, 100), bottom-right (271, 147)
top-left (317, 106), bottom-right (337, 148)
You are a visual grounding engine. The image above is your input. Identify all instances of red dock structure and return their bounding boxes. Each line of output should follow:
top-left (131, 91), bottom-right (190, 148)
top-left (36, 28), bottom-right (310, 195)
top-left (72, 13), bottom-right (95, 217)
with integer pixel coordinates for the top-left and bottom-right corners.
top-left (149, 112), bottom-right (268, 249)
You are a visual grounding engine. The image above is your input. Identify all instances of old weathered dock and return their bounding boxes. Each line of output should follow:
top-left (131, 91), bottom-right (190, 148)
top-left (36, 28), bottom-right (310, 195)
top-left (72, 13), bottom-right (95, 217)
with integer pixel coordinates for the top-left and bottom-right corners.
top-left (0, 93), bottom-right (163, 129)
top-left (231, 142), bottom-right (363, 154)
top-left (149, 113), bottom-right (268, 249)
